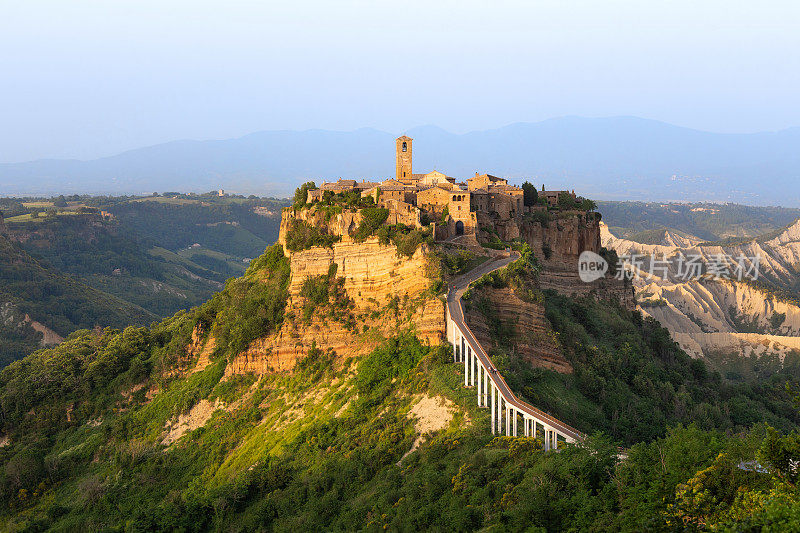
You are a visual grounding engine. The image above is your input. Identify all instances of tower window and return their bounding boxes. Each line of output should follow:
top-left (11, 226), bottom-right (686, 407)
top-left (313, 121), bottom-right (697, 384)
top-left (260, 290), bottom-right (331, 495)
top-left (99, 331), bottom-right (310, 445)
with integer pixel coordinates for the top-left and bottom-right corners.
top-left (402, 141), bottom-right (407, 152)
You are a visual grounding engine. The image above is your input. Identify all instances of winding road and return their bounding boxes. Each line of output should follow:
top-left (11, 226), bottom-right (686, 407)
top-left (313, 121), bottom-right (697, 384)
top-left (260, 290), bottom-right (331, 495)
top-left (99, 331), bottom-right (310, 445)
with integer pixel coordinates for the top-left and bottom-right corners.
top-left (446, 251), bottom-right (584, 443)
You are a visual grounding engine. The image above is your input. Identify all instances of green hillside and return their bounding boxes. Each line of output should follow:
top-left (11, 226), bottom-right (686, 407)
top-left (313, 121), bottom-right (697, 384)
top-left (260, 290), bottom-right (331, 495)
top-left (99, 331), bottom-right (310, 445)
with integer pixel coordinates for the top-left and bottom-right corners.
top-left (1, 242), bottom-right (800, 530)
top-left (104, 196), bottom-right (285, 259)
top-left (3, 213), bottom-right (224, 319)
top-left (0, 194), bottom-right (286, 335)
top-left (0, 234), bottom-right (156, 366)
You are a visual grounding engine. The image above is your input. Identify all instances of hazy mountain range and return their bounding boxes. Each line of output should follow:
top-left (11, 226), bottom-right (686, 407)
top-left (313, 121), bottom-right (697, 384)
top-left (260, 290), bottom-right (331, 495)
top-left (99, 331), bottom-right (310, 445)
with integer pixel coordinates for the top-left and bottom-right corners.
top-left (2, 116), bottom-right (799, 205)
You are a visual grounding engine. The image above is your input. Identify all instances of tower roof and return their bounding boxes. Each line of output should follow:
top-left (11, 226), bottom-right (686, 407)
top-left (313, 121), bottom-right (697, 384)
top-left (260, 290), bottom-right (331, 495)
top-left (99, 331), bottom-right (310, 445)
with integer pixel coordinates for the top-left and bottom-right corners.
top-left (396, 135), bottom-right (413, 141)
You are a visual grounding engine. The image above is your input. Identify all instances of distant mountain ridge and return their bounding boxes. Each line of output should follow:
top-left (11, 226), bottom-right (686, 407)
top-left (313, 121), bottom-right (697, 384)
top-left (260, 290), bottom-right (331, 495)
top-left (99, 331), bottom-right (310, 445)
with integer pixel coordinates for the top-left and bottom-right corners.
top-left (2, 117), bottom-right (799, 205)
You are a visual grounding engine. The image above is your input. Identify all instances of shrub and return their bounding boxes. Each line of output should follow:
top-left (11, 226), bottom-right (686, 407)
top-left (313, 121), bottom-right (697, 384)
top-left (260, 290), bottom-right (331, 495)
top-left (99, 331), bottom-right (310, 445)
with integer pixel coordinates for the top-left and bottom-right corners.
top-left (522, 182), bottom-right (538, 207)
top-left (376, 224), bottom-right (433, 257)
top-left (284, 219), bottom-right (340, 251)
top-left (212, 244), bottom-right (291, 356)
top-left (437, 249), bottom-right (480, 276)
top-left (353, 208), bottom-right (389, 241)
top-left (599, 247), bottom-right (618, 276)
top-left (557, 192), bottom-right (581, 210)
top-left (299, 263), bottom-right (353, 323)
top-left (524, 210), bottom-right (551, 228)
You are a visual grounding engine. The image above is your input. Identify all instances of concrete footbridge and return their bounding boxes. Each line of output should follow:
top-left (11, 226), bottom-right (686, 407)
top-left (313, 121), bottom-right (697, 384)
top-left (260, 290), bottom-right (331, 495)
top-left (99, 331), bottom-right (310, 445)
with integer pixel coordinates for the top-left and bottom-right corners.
top-left (446, 252), bottom-right (584, 450)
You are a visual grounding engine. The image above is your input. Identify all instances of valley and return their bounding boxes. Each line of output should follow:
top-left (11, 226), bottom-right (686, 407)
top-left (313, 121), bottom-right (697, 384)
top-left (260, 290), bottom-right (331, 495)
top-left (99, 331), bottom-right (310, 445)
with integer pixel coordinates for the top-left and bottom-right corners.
top-left (0, 194), bottom-right (285, 366)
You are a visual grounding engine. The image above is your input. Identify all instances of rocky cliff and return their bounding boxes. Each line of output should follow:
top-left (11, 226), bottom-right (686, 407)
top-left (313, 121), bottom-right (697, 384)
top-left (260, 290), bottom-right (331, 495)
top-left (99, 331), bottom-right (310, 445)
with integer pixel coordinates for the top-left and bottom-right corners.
top-left (278, 205), bottom-right (363, 247)
top-left (464, 286), bottom-right (571, 373)
top-left (225, 226), bottom-right (445, 375)
top-left (523, 213), bottom-right (635, 307)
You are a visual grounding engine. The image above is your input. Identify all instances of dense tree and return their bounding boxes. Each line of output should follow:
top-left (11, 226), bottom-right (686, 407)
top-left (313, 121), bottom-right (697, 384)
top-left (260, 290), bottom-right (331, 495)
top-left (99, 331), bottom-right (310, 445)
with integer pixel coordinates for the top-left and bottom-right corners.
top-left (522, 181), bottom-right (538, 207)
top-left (293, 181), bottom-right (318, 208)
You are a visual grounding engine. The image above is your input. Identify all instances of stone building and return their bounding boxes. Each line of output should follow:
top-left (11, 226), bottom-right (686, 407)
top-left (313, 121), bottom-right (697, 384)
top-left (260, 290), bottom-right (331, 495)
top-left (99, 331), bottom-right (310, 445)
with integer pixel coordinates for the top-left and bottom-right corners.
top-left (467, 173), bottom-right (507, 190)
top-left (304, 136), bottom-right (531, 240)
top-left (419, 170), bottom-right (456, 187)
top-left (396, 135), bottom-right (413, 183)
top-left (540, 186), bottom-right (577, 207)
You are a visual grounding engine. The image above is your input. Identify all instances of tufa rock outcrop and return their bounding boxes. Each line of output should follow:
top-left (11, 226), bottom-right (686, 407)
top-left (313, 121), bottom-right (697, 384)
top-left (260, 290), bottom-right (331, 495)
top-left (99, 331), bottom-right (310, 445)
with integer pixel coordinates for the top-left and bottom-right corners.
top-left (225, 213), bottom-right (446, 375)
top-left (464, 286), bottom-right (571, 373)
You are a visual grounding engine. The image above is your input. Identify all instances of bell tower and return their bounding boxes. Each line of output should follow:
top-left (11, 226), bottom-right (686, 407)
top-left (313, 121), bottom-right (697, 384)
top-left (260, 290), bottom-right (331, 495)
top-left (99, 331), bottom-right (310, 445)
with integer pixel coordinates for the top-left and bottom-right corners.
top-left (396, 135), bottom-right (412, 183)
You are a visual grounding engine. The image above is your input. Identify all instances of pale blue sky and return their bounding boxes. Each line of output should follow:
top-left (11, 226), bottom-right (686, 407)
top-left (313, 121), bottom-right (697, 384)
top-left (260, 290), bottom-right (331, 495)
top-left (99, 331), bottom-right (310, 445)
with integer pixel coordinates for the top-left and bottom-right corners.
top-left (1, 0), bottom-right (799, 162)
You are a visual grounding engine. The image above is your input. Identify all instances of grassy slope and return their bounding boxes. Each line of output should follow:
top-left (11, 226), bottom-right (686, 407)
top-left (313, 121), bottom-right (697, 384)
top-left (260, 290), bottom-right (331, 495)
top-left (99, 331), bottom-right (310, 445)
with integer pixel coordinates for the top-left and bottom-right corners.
top-left (1, 244), bottom-right (800, 530)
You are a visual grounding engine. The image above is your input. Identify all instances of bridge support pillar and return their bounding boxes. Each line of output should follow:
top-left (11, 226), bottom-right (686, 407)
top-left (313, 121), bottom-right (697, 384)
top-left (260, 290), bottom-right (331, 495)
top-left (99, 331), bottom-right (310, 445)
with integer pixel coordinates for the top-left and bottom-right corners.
top-left (491, 382), bottom-right (496, 434)
top-left (477, 364), bottom-right (482, 406)
top-left (483, 367), bottom-right (488, 406)
top-left (464, 346), bottom-right (469, 387)
top-left (498, 394), bottom-right (503, 435)
top-left (471, 353), bottom-right (476, 387)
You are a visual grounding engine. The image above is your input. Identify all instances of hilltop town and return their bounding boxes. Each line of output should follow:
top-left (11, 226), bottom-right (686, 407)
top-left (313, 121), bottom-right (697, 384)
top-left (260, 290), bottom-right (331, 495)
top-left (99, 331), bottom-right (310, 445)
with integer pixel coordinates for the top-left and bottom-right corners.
top-left (305, 136), bottom-right (595, 244)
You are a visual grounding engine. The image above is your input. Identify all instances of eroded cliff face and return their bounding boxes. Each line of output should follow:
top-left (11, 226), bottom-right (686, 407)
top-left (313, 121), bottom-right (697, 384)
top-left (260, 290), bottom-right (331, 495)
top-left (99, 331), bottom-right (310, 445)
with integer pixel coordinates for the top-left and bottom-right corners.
top-left (602, 222), bottom-right (800, 359)
top-left (225, 237), bottom-right (445, 375)
top-left (464, 286), bottom-right (570, 373)
top-left (521, 214), bottom-right (635, 307)
top-left (523, 213), bottom-right (601, 267)
top-left (278, 206), bottom-right (363, 247)
top-left (602, 219), bottom-right (800, 292)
